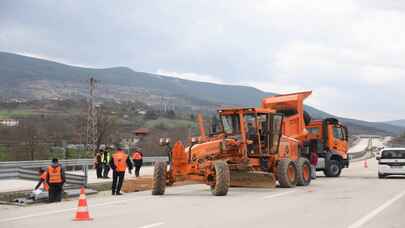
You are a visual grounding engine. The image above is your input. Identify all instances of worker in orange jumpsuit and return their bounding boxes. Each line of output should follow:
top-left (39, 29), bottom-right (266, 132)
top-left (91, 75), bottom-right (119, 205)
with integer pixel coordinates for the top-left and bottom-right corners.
top-left (34, 168), bottom-right (49, 192)
top-left (46, 158), bottom-right (66, 202)
top-left (110, 146), bottom-right (133, 195)
top-left (131, 148), bottom-right (144, 177)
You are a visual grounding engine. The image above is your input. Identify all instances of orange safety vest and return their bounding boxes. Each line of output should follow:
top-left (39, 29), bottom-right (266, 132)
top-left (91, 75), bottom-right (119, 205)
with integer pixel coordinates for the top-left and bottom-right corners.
top-left (40, 172), bottom-right (49, 191)
top-left (47, 165), bottom-right (63, 184)
top-left (112, 151), bottom-right (128, 172)
top-left (132, 151), bottom-right (143, 160)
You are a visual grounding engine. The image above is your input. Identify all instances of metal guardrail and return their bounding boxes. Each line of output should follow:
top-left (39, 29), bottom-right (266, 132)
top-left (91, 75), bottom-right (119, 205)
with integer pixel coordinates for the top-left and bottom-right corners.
top-left (0, 159), bottom-right (94, 170)
top-left (0, 157), bottom-right (168, 185)
top-left (0, 156), bottom-right (168, 169)
top-left (0, 167), bottom-right (87, 185)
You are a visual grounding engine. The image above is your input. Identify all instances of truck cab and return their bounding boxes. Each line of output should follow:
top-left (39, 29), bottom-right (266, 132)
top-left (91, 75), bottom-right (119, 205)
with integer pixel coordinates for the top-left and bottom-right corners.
top-left (306, 118), bottom-right (349, 177)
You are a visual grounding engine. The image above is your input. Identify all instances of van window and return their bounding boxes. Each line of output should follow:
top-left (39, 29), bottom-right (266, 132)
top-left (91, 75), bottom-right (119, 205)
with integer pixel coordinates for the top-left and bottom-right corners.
top-left (381, 150), bottom-right (405, 159)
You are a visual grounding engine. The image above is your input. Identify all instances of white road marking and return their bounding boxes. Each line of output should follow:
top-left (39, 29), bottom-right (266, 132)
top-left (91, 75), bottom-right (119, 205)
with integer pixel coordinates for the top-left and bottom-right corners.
top-left (0, 188), bottom-right (197, 223)
top-left (263, 191), bottom-right (295, 199)
top-left (0, 207), bottom-right (75, 223)
top-left (138, 222), bottom-right (165, 228)
top-left (347, 189), bottom-right (405, 228)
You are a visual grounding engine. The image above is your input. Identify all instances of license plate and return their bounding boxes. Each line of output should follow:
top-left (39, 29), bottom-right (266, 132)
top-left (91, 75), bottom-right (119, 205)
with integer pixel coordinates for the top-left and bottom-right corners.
top-left (392, 166), bottom-right (403, 169)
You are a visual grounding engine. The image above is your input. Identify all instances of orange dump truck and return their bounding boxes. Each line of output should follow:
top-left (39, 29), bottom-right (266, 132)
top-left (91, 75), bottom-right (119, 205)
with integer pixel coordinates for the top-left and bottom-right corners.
top-left (261, 91), bottom-right (349, 177)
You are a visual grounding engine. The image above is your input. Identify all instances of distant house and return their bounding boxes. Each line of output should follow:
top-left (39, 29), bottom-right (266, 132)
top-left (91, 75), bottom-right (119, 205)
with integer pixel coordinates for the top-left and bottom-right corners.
top-left (0, 118), bottom-right (19, 127)
top-left (137, 110), bottom-right (147, 115)
top-left (133, 128), bottom-right (150, 137)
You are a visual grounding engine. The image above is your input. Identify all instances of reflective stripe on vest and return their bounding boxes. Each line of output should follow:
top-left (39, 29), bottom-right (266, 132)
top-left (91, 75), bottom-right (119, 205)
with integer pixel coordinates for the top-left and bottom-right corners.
top-left (132, 152), bottom-right (143, 160)
top-left (47, 166), bottom-right (62, 184)
top-left (112, 151), bottom-right (128, 172)
top-left (40, 172), bottom-right (49, 191)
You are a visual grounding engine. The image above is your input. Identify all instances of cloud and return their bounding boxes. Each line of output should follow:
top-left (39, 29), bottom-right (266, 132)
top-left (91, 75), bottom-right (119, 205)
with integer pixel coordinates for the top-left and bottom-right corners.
top-left (0, 0), bottom-right (404, 121)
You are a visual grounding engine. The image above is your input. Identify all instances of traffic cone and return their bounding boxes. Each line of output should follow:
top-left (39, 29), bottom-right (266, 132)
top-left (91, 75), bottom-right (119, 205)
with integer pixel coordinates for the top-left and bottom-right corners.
top-left (73, 187), bottom-right (93, 221)
top-left (364, 159), bottom-right (368, 168)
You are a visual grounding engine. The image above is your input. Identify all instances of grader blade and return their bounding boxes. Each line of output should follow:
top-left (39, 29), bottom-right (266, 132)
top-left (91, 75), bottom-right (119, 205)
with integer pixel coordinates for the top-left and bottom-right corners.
top-left (230, 171), bottom-right (276, 188)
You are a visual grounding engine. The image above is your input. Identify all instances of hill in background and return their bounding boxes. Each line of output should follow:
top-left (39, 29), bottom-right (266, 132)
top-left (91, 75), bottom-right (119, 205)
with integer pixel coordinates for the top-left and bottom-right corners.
top-left (0, 51), bottom-right (403, 136)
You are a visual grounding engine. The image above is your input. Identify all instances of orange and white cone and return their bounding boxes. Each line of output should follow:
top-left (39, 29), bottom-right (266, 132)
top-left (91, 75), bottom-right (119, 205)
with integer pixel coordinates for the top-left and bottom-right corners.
top-left (364, 159), bottom-right (368, 168)
top-left (73, 187), bottom-right (92, 221)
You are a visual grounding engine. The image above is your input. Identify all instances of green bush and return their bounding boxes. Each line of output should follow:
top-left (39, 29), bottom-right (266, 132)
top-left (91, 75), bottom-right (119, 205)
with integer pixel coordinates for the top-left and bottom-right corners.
top-left (0, 145), bottom-right (8, 161)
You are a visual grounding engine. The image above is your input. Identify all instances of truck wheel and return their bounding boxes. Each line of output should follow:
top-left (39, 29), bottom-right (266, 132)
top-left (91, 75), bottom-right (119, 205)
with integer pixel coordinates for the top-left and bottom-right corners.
top-left (296, 158), bottom-right (311, 186)
top-left (152, 161), bottom-right (167, 195)
top-left (378, 173), bottom-right (385, 179)
top-left (277, 159), bottom-right (298, 188)
top-left (210, 160), bottom-right (230, 196)
top-left (323, 160), bottom-right (341, 177)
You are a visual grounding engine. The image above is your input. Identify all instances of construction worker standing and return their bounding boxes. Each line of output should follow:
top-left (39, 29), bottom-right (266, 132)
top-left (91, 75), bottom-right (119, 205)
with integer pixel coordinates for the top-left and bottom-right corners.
top-left (110, 145), bottom-right (133, 195)
top-left (46, 158), bottom-right (65, 202)
top-left (95, 151), bottom-right (103, 179)
top-left (310, 148), bottom-right (318, 179)
top-left (102, 148), bottom-right (111, 178)
top-left (131, 148), bottom-right (144, 177)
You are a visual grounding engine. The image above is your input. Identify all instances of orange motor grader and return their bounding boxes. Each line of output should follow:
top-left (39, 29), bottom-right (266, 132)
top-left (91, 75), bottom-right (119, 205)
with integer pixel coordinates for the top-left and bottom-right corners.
top-left (152, 95), bottom-right (312, 196)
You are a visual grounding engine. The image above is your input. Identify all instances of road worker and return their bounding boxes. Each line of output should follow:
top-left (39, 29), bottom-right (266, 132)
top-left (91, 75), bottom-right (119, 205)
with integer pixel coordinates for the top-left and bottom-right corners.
top-left (34, 167), bottom-right (49, 192)
top-left (110, 145), bottom-right (133, 195)
top-left (102, 148), bottom-right (111, 178)
top-left (46, 158), bottom-right (65, 202)
top-left (131, 148), bottom-right (144, 177)
top-left (95, 151), bottom-right (103, 178)
top-left (310, 147), bottom-right (318, 179)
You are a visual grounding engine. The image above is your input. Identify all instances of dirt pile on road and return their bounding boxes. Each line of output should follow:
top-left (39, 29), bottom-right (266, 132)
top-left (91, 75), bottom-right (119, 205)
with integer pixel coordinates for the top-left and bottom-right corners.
top-left (122, 176), bottom-right (154, 193)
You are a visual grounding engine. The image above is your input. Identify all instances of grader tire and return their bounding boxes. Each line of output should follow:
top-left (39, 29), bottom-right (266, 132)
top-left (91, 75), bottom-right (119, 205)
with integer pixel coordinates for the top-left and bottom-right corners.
top-left (152, 161), bottom-right (167, 195)
top-left (296, 158), bottom-right (312, 186)
top-left (210, 161), bottom-right (230, 196)
top-left (277, 159), bottom-right (298, 188)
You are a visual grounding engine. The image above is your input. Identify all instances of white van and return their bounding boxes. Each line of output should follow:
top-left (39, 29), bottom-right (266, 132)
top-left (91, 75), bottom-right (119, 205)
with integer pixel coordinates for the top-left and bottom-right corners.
top-left (377, 148), bottom-right (405, 178)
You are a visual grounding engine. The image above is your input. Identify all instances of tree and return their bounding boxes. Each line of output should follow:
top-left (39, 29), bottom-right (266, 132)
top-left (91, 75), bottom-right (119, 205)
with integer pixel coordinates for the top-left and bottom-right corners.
top-left (144, 110), bottom-right (159, 120)
top-left (20, 121), bottom-right (41, 160)
top-left (95, 108), bottom-right (117, 151)
top-left (166, 110), bottom-right (176, 119)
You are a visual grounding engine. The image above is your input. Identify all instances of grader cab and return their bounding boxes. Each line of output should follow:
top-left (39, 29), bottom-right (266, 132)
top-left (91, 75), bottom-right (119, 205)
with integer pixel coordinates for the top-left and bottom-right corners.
top-left (152, 106), bottom-right (312, 196)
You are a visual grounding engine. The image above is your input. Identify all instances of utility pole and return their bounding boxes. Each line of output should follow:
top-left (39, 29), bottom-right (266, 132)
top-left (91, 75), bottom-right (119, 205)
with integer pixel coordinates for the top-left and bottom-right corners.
top-left (86, 77), bottom-right (98, 153)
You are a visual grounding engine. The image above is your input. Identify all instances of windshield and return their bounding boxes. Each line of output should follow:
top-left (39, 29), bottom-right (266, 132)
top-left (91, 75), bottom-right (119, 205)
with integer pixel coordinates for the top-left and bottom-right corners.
top-left (221, 114), bottom-right (240, 135)
top-left (381, 150), bottom-right (405, 159)
top-left (333, 126), bottom-right (344, 140)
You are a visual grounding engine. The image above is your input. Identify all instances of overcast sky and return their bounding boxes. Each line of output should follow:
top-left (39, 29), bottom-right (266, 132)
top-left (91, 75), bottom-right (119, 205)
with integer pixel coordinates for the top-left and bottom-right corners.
top-left (1, 0), bottom-right (404, 121)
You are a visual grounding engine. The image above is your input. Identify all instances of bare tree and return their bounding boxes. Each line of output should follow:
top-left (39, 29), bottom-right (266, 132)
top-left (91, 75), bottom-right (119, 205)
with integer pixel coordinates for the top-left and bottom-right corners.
top-left (20, 121), bottom-right (41, 160)
top-left (95, 108), bottom-right (117, 151)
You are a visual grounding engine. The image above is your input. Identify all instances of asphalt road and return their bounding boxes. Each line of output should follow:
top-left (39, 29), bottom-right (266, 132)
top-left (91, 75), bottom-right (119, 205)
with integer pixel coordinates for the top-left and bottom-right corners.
top-left (1, 154), bottom-right (405, 228)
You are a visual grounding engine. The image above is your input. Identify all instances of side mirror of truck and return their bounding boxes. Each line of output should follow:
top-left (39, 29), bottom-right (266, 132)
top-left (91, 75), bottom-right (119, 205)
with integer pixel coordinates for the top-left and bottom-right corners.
top-left (376, 156), bottom-right (380, 160)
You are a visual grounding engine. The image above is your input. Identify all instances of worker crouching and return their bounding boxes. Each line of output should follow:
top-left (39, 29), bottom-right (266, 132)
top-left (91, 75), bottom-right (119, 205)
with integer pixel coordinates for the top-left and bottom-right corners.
top-left (110, 145), bottom-right (133, 195)
top-left (46, 158), bottom-right (66, 202)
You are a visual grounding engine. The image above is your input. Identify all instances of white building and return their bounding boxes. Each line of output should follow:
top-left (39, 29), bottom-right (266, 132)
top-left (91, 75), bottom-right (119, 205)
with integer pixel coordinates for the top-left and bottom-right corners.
top-left (0, 119), bottom-right (19, 127)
